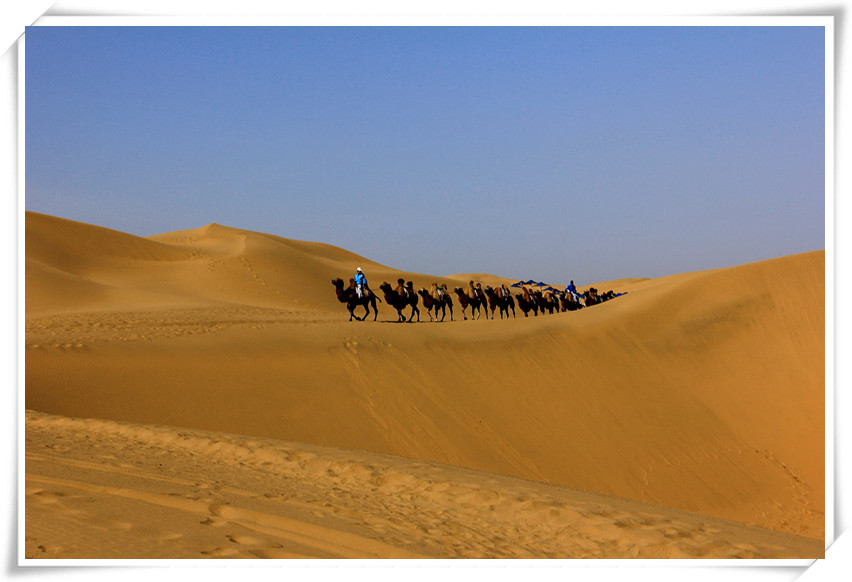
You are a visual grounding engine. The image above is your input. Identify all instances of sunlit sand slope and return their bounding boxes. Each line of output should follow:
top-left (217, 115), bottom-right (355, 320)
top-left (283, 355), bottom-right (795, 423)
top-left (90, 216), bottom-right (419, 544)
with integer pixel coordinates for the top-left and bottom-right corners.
top-left (25, 211), bottom-right (825, 549)
top-left (25, 411), bottom-right (822, 559)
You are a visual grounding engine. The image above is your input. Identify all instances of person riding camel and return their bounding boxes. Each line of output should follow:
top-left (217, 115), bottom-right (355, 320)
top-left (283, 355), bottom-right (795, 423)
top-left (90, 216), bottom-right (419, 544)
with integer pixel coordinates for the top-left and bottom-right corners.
top-left (395, 278), bottom-right (410, 300)
top-left (523, 285), bottom-right (538, 307)
top-left (354, 267), bottom-right (370, 298)
top-left (565, 280), bottom-right (580, 302)
top-left (433, 283), bottom-right (446, 300)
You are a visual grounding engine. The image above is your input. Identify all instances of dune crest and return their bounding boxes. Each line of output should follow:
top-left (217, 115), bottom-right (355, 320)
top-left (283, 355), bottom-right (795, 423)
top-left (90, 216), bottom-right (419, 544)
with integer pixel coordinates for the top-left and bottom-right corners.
top-left (25, 212), bottom-right (825, 558)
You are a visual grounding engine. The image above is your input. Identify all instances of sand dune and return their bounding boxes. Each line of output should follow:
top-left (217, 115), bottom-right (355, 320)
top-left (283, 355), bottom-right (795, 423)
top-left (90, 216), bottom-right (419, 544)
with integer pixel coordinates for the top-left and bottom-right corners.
top-left (24, 211), bottom-right (826, 559)
top-left (25, 410), bottom-right (821, 559)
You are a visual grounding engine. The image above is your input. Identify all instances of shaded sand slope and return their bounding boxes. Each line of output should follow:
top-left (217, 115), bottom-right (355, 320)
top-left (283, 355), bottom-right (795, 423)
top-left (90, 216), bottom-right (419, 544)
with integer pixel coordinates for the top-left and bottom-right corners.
top-left (25, 212), bottom-right (825, 545)
top-left (25, 410), bottom-right (823, 559)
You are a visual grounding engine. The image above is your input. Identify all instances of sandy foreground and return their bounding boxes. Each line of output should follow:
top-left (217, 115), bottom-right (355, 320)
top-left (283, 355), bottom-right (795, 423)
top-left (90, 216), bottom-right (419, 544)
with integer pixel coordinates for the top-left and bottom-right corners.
top-left (24, 211), bottom-right (826, 560)
top-left (25, 410), bottom-right (821, 560)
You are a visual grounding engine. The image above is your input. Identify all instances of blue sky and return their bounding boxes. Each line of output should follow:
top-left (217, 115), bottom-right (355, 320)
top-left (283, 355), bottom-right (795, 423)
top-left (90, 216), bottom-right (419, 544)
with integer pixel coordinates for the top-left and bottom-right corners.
top-left (24, 24), bottom-right (826, 285)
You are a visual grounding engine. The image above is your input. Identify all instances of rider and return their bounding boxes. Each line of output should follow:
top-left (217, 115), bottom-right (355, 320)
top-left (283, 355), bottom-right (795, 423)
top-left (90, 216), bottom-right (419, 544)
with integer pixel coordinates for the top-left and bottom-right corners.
top-left (354, 267), bottom-right (369, 298)
top-left (433, 283), bottom-right (446, 300)
top-left (565, 280), bottom-right (579, 301)
top-left (395, 278), bottom-right (409, 300)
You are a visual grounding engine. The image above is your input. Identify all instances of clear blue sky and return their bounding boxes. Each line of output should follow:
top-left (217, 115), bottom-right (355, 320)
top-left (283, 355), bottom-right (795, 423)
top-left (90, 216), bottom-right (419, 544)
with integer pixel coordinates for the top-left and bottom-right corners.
top-left (24, 25), bottom-right (826, 285)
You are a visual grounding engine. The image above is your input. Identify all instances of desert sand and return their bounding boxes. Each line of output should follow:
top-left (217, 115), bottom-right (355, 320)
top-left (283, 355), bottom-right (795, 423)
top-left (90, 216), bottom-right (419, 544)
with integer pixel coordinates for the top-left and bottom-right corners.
top-left (24, 211), bottom-right (826, 560)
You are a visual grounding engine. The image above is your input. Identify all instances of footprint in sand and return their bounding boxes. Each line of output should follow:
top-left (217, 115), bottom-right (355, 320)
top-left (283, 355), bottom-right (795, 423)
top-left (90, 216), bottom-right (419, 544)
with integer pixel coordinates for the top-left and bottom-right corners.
top-left (226, 534), bottom-right (264, 545)
top-left (201, 546), bottom-right (241, 557)
top-left (659, 526), bottom-right (688, 539)
top-left (30, 490), bottom-right (68, 504)
top-left (36, 544), bottom-right (62, 555)
top-left (143, 531), bottom-right (183, 541)
top-left (250, 548), bottom-right (312, 559)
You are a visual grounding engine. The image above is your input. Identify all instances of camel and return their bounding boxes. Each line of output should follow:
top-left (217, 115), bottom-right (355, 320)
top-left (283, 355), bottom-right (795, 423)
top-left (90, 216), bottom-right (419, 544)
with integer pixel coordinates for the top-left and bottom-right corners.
top-left (484, 285), bottom-right (516, 319)
top-left (430, 282), bottom-right (450, 301)
top-left (453, 286), bottom-right (487, 320)
top-left (584, 287), bottom-right (601, 307)
top-left (600, 290), bottom-right (622, 302)
top-left (538, 290), bottom-right (561, 314)
top-left (331, 278), bottom-right (379, 321)
top-left (467, 281), bottom-right (489, 319)
top-left (417, 284), bottom-right (454, 322)
top-left (515, 287), bottom-right (539, 317)
top-left (379, 281), bottom-right (420, 322)
top-left (417, 283), bottom-right (453, 321)
top-left (560, 290), bottom-right (583, 311)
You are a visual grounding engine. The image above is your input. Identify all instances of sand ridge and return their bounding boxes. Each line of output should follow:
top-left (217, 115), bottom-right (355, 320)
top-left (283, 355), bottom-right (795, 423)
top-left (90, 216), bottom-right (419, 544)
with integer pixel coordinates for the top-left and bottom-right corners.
top-left (24, 211), bottom-right (826, 559)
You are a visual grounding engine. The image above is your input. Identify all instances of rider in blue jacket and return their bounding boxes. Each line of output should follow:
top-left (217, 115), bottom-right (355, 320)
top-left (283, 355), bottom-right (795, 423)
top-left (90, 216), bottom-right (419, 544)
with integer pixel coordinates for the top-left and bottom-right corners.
top-left (354, 267), bottom-right (368, 297)
top-left (565, 280), bottom-right (580, 302)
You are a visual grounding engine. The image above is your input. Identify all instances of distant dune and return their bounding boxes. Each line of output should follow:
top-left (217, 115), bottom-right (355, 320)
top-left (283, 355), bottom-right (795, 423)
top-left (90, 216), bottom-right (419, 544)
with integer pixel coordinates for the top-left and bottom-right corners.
top-left (24, 211), bottom-right (825, 559)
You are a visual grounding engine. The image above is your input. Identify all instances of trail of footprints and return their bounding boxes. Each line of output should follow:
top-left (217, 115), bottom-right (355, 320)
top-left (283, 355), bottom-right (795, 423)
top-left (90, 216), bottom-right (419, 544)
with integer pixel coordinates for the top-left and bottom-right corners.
top-left (25, 306), bottom-right (328, 350)
top-left (25, 412), bottom-right (818, 559)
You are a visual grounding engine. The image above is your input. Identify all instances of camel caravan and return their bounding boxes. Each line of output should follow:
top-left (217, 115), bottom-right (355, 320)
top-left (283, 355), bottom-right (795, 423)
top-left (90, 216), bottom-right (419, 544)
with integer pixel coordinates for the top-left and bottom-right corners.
top-left (332, 272), bottom-right (626, 323)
